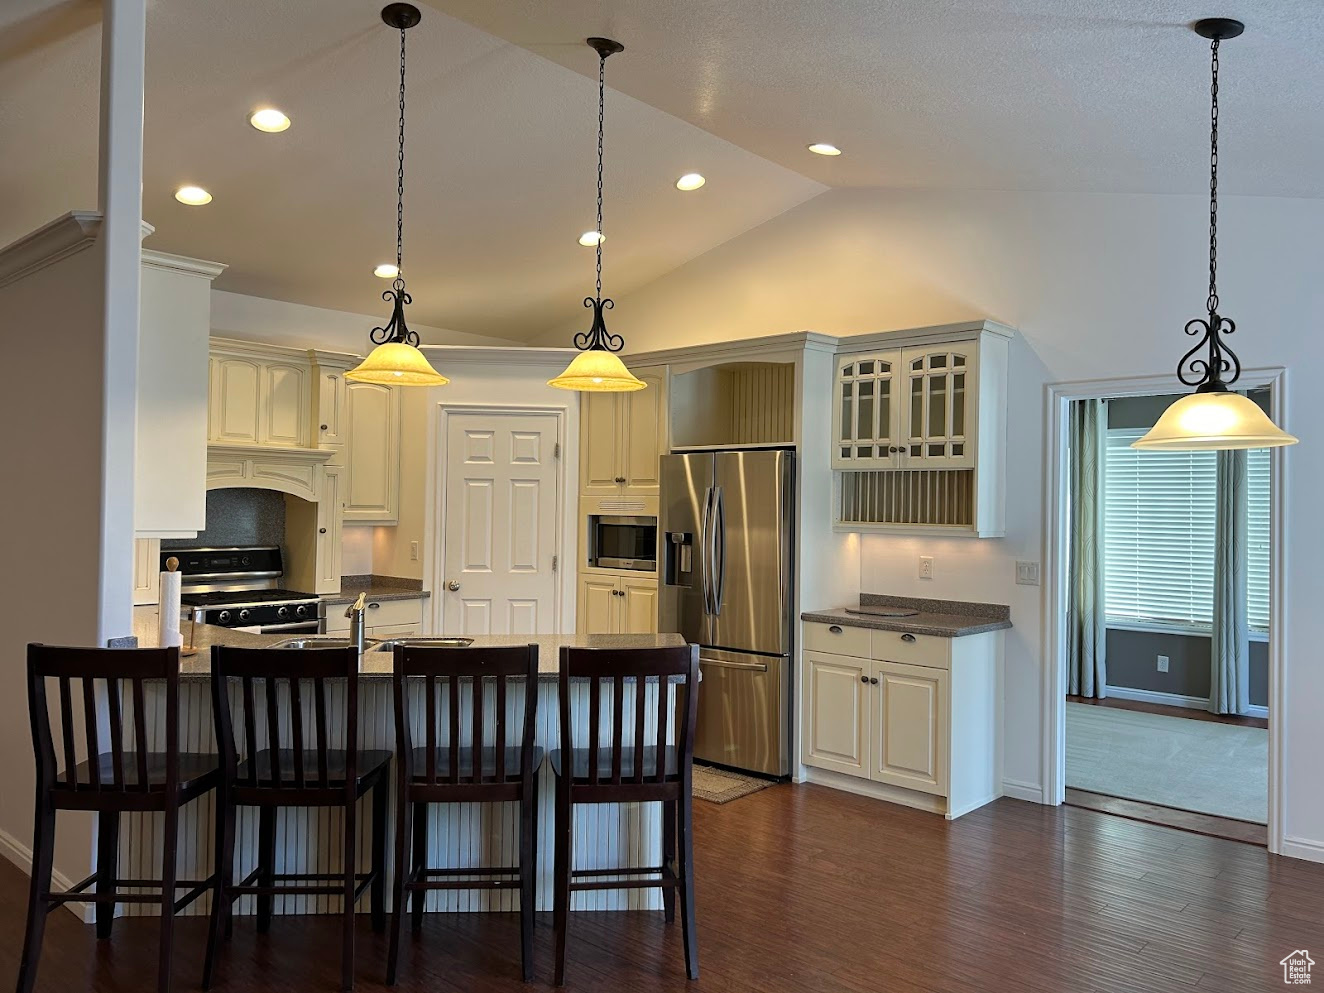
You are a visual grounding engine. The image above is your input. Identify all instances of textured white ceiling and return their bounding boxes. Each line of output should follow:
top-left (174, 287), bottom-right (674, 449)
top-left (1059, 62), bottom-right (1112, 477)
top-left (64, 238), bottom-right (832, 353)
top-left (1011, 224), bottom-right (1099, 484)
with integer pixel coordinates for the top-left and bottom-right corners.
top-left (0, 0), bottom-right (822, 340)
top-left (431, 0), bottom-right (1324, 197)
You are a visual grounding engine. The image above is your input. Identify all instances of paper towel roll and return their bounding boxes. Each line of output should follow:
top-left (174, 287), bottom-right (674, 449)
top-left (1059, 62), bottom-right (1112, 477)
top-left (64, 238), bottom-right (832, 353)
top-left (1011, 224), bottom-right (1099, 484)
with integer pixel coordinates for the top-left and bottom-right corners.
top-left (158, 570), bottom-right (183, 649)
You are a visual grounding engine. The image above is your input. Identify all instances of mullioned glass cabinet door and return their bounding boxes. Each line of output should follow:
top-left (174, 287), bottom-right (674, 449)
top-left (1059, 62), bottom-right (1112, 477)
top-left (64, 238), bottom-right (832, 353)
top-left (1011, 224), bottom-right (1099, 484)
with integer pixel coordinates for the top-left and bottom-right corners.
top-left (832, 351), bottom-right (903, 469)
top-left (899, 345), bottom-right (977, 469)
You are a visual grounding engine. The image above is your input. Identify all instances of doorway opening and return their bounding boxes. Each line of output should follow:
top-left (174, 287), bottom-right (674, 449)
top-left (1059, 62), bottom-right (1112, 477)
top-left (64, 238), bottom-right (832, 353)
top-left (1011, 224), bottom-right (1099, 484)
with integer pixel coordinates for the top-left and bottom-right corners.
top-left (1044, 372), bottom-right (1288, 851)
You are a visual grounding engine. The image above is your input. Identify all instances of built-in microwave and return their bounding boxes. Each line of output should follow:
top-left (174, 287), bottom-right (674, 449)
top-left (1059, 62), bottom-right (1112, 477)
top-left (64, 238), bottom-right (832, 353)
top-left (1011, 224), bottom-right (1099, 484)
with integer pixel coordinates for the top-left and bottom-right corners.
top-left (588, 515), bottom-right (658, 572)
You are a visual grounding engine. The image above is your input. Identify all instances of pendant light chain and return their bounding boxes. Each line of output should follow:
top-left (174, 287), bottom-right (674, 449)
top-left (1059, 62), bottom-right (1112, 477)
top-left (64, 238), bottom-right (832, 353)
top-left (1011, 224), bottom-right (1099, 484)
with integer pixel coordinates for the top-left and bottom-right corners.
top-left (595, 50), bottom-right (606, 302)
top-left (1207, 36), bottom-right (1220, 317)
top-left (395, 23), bottom-right (408, 280)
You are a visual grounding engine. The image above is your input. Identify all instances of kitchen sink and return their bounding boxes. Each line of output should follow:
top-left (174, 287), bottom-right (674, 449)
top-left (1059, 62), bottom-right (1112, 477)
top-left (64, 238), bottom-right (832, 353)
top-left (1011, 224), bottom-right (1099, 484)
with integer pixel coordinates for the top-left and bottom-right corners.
top-left (267, 636), bottom-right (380, 651)
top-left (370, 637), bottom-right (474, 651)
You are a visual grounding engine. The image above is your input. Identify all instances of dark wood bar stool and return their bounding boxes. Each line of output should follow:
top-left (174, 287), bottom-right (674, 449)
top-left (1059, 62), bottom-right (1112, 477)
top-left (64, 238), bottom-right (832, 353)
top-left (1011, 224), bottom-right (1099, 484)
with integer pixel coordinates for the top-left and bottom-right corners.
top-left (18, 644), bottom-right (222, 993)
top-left (386, 644), bottom-right (542, 985)
top-left (204, 645), bottom-right (392, 992)
top-left (549, 644), bottom-right (700, 985)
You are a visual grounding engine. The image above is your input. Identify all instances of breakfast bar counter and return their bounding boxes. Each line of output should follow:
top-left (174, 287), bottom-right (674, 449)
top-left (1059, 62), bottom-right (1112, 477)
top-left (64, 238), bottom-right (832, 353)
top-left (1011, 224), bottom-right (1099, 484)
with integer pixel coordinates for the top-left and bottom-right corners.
top-left (118, 609), bottom-right (687, 919)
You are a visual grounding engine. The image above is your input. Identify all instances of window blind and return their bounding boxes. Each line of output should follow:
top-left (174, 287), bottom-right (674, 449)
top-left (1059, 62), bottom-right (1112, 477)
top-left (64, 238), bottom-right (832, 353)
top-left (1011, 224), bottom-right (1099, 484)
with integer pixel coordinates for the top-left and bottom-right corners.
top-left (1103, 428), bottom-right (1269, 631)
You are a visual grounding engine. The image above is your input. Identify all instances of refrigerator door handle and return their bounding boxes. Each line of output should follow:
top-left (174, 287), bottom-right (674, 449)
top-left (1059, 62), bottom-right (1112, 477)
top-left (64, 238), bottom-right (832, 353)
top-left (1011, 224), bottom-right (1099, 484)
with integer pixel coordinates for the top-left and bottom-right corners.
top-left (699, 655), bottom-right (768, 673)
top-left (699, 485), bottom-right (714, 616)
top-left (711, 485), bottom-right (726, 616)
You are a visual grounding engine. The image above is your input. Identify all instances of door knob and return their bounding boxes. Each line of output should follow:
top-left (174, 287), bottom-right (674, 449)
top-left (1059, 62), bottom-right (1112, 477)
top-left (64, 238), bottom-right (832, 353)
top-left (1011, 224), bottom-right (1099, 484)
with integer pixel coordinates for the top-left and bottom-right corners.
top-left (447, 580), bottom-right (461, 592)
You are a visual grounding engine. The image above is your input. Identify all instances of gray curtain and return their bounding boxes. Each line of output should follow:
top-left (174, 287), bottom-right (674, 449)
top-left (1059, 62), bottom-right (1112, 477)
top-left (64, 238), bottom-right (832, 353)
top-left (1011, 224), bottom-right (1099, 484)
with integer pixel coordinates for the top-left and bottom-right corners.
top-left (1210, 448), bottom-right (1251, 715)
top-left (1067, 399), bottom-right (1107, 698)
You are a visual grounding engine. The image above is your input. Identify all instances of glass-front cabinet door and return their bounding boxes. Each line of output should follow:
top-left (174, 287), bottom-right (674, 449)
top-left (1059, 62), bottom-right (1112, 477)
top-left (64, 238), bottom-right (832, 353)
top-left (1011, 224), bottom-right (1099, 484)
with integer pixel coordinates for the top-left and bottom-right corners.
top-left (900, 344), bottom-right (977, 468)
top-left (832, 351), bottom-right (903, 469)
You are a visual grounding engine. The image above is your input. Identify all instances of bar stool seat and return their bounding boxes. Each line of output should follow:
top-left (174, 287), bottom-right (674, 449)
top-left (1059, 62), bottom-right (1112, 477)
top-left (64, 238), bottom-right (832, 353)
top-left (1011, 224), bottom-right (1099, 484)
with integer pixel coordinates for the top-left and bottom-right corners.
top-left (549, 745), bottom-right (679, 781)
top-left (237, 748), bottom-right (392, 789)
top-left (410, 744), bottom-right (543, 782)
top-left (65, 752), bottom-right (221, 798)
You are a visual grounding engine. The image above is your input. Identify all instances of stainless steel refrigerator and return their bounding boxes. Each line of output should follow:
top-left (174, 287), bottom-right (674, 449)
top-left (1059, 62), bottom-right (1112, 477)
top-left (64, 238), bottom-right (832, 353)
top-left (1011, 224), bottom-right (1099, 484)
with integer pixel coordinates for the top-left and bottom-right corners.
top-left (659, 449), bottom-right (794, 777)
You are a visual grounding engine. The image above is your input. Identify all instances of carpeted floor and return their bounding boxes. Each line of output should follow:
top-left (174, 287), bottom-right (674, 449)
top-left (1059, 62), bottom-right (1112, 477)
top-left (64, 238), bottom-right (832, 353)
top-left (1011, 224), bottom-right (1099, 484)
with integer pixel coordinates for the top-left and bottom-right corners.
top-left (1066, 702), bottom-right (1267, 824)
top-left (691, 764), bottom-right (775, 804)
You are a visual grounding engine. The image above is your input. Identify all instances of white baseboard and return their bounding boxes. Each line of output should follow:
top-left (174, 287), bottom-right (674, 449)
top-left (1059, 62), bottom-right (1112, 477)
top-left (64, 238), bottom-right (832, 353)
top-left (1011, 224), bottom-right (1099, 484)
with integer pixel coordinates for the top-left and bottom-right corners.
top-left (1280, 835), bottom-right (1324, 864)
top-left (1102, 685), bottom-right (1270, 720)
top-left (1001, 778), bottom-right (1045, 804)
top-left (0, 827), bottom-right (89, 923)
top-left (1103, 685), bottom-right (1208, 710)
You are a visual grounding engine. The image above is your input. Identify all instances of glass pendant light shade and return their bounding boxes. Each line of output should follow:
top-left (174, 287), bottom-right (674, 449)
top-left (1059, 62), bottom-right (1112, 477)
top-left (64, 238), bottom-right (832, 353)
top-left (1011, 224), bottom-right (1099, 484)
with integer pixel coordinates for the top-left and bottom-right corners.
top-left (547, 348), bottom-right (646, 392)
top-left (1132, 391), bottom-right (1297, 450)
top-left (346, 341), bottom-right (449, 386)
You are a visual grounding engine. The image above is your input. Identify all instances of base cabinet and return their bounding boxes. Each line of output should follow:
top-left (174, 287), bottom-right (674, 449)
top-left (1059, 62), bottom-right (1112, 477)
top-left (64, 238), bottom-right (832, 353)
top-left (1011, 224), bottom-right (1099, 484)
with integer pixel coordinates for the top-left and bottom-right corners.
top-left (323, 597), bottom-right (425, 639)
top-left (577, 574), bottom-right (659, 634)
top-left (802, 621), bottom-right (998, 819)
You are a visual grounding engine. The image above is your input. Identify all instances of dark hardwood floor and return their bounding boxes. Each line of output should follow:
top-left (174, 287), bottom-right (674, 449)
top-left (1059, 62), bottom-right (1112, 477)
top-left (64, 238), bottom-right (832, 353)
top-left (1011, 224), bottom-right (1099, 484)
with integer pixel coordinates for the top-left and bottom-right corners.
top-left (1065, 788), bottom-right (1268, 847)
top-left (4, 784), bottom-right (1321, 992)
top-left (1066, 694), bottom-right (1269, 730)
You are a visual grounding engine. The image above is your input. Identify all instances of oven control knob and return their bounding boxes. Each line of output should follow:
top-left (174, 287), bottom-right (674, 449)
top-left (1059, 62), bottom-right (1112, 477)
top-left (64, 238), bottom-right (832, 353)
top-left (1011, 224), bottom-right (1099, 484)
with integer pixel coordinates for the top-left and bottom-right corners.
top-left (238, 609), bottom-right (252, 622)
top-left (240, 555), bottom-right (252, 567)
top-left (295, 604), bottom-right (309, 618)
top-left (218, 610), bottom-right (232, 624)
top-left (277, 606), bottom-right (290, 619)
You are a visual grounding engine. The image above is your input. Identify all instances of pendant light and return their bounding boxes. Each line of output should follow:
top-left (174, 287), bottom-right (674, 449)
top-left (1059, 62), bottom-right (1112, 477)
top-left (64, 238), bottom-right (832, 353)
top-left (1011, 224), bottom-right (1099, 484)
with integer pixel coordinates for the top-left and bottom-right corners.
top-left (1133, 19), bottom-right (1295, 450)
top-left (346, 4), bottom-right (449, 387)
top-left (548, 38), bottom-right (646, 393)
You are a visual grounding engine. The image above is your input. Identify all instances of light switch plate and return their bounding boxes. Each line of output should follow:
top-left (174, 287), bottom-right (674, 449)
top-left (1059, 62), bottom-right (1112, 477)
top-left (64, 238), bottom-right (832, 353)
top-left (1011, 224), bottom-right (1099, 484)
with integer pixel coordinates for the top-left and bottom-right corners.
top-left (1015, 561), bottom-right (1041, 586)
top-left (410, 540), bottom-right (419, 561)
top-left (918, 555), bottom-right (934, 580)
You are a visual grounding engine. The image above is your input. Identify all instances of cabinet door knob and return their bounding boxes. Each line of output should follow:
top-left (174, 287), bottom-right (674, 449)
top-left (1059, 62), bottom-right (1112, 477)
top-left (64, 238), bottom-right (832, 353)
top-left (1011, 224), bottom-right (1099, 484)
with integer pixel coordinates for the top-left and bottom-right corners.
top-left (614, 476), bottom-right (626, 484)
top-left (320, 423), bottom-right (329, 430)
top-left (828, 625), bottom-right (843, 634)
top-left (860, 675), bottom-right (869, 684)
top-left (901, 633), bottom-right (917, 643)
top-left (319, 528), bottom-right (327, 534)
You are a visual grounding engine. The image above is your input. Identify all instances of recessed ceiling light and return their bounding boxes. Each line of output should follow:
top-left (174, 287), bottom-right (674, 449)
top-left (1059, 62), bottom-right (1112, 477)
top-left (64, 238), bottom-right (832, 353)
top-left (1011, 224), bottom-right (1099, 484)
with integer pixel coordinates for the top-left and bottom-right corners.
top-left (174, 185), bottom-right (212, 205)
top-left (578, 231), bottom-right (605, 247)
top-left (807, 142), bottom-right (842, 156)
top-left (374, 263), bottom-right (399, 279)
top-left (249, 108), bottom-right (291, 133)
top-left (675, 172), bottom-right (706, 191)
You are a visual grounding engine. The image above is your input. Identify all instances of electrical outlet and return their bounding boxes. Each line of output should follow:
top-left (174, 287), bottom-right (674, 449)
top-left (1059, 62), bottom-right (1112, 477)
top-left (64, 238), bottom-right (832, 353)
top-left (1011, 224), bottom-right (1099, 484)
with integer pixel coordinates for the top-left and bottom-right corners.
top-left (918, 555), bottom-right (934, 580)
top-left (1157, 655), bottom-right (1170, 673)
top-left (1015, 561), bottom-right (1041, 586)
top-left (410, 540), bottom-right (419, 561)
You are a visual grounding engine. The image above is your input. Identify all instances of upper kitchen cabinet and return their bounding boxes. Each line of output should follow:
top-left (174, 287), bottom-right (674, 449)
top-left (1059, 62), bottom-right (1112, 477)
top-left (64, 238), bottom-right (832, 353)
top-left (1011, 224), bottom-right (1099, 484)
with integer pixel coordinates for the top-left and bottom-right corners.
top-left (309, 350), bottom-right (357, 451)
top-left (136, 251), bottom-right (225, 538)
top-left (208, 338), bottom-right (311, 449)
top-left (579, 365), bottom-right (667, 497)
top-left (343, 379), bottom-right (400, 523)
top-left (831, 321), bottom-right (1012, 537)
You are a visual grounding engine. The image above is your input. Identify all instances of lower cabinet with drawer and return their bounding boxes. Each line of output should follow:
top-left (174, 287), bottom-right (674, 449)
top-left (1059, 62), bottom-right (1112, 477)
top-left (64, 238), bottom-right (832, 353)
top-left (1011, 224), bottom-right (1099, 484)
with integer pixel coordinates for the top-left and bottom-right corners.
top-left (802, 620), bottom-right (999, 819)
top-left (324, 596), bottom-right (426, 638)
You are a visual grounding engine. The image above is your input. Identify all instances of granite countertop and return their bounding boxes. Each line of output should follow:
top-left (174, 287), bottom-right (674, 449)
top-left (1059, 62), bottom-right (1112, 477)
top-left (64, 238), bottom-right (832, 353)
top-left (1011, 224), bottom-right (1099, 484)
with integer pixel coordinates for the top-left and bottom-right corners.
top-left (321, 575), bottom-right (431, 605)
top-left (131, 609), bottom-right (685, 679)
top-left (802, 594), bottom-right (1012, 637)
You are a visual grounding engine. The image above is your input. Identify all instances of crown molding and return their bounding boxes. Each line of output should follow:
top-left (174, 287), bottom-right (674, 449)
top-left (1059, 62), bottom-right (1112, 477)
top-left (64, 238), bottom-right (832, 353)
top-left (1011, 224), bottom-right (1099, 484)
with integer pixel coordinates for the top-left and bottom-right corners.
top-left (0, 211), bottom-right (157, 290)
top-left (141, 249), bottom-right (226, 280)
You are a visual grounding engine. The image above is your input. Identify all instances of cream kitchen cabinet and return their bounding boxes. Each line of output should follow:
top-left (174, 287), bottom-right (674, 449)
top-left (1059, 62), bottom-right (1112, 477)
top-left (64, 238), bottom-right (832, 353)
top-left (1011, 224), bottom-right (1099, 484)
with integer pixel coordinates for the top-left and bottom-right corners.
top-left (132, 538), bottom-right (162, 606)
top-left (208, 339), bottom-right (312, 449)
top-left (310, 351), bottom-right (358, 452)
top-left (579, 367), bottom-right (667, 496)
top-left (323, 596), bottom-right (424, 637)
top-left (343, 380), bottom-right (400, 524)
top-left (136, 252), bottom-right (224, 538)
top-left (801, 619), bottom-right (999, 819)
top-left (576, 575), bottom-right (659, 634)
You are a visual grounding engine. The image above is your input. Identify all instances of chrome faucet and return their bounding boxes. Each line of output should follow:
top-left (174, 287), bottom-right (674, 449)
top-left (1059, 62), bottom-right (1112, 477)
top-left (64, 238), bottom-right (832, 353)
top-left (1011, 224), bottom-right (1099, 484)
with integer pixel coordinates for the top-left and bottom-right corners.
top-left (345, 592), bottom-right (368, 655)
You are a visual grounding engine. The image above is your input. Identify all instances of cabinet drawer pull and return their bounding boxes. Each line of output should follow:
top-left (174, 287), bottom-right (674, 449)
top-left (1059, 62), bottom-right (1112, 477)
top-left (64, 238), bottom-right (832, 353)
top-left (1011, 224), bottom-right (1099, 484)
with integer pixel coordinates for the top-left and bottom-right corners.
top-left (368, 602), bottom-right (381, 609)
top-left (828, 625), bottom-right (843, 634)
top-left (900, 633), bottom-right (917, 642)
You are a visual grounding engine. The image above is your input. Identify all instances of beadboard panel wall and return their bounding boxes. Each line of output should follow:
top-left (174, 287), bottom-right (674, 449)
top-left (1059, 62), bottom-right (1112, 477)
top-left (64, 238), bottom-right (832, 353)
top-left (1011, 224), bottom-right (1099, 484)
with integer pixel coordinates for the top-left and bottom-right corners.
top-left (113, 677), bottom-right (669, 918)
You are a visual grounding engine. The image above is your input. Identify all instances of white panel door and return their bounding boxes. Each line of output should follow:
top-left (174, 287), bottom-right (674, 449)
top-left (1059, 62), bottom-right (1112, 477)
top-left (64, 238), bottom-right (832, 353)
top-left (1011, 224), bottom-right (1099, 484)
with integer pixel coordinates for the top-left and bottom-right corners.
top-left (870, 659), bottom-right (949, 795)
top-left (442, 412), bottom-right (561, 636)
top-left (804, 651), bottom-right (870, 777)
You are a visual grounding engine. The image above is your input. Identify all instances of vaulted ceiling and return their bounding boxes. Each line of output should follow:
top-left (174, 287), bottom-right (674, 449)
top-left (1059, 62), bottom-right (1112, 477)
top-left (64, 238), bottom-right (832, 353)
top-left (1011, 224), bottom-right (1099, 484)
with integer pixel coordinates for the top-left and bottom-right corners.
top-left (2, 0), bottom-right (1321, 342)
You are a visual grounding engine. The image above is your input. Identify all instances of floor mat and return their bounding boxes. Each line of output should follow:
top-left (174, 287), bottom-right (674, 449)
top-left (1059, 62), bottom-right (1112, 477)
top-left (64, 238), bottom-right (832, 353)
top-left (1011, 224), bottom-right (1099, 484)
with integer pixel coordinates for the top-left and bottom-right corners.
top-left (692, 764), bottom-right (775, 804)
top-left (1066, 702), bottom-right (1267, 823)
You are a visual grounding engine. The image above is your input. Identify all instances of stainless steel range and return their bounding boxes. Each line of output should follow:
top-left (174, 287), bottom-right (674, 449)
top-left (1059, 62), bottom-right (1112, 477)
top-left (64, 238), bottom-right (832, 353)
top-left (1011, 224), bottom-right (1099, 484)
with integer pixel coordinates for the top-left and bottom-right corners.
top-left (168, 546), bottom-right (322, 633)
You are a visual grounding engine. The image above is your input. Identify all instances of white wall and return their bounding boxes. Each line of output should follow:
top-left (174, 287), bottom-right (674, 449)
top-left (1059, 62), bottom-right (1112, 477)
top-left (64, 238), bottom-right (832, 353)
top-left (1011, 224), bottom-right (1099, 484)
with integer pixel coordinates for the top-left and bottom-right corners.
top-left (550, 187), bottom-right (1324, 858)
top-left (210, 289), bottom-right (523, 353)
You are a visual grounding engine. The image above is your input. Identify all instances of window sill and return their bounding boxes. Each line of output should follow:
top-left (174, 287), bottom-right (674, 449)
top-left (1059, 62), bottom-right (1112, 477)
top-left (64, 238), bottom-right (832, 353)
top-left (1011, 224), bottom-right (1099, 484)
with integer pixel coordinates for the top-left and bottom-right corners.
top-left (1106, 619), bottom-right (1268, 644)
